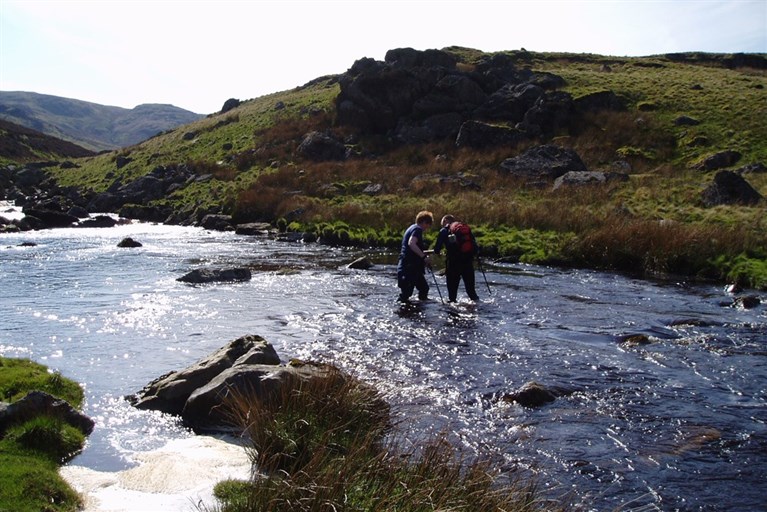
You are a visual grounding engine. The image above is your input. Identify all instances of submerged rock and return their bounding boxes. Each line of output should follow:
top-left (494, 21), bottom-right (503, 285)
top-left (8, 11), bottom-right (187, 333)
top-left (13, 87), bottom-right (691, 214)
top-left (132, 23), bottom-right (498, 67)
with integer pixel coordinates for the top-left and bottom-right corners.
top-left (732, 295), bottom-right (761, 309)
top-left (117, 237), bottom-right (142, 248)
top-left (177, 267), bottom-right (252, 284)
top-left (500, 381), bottom-right (569, 408)
top-left (347, 256), bottom-right (374, 270)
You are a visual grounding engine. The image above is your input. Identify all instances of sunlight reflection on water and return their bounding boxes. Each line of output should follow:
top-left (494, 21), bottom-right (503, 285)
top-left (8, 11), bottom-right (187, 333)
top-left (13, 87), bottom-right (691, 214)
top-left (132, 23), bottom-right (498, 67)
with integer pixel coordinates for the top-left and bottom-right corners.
top-left (1, 220), bottom-right (765, 510)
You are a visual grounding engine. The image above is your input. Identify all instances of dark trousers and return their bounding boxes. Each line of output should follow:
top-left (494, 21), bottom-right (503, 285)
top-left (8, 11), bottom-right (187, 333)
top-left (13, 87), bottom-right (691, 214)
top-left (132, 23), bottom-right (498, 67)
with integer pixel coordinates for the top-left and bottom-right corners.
top-left (398, 267), bottom-right (429, 301)
top-left (446, 255), bottom-right (478, 302)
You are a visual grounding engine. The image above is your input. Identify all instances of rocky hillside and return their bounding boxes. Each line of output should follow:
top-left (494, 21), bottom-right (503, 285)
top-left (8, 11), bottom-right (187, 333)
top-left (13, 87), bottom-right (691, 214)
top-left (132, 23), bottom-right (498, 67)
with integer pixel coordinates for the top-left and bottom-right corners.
top-left (0, 91), bottom-right (204, 152)
top-left (2, 47), bottom-right (766, 287)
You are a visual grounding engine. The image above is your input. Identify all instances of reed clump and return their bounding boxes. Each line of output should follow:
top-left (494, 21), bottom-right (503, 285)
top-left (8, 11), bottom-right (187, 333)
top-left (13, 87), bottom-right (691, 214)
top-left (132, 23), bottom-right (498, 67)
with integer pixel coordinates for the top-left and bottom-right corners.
top-left (212, 365), bottom-right (561, 512)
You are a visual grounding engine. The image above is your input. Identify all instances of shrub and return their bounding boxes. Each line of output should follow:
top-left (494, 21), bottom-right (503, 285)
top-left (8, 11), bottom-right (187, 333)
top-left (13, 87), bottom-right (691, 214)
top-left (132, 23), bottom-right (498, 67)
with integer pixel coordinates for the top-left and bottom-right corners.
top-left (213, 364), bottom-right (563, 512)
top-left (223, 365), bottom-right (390, 474)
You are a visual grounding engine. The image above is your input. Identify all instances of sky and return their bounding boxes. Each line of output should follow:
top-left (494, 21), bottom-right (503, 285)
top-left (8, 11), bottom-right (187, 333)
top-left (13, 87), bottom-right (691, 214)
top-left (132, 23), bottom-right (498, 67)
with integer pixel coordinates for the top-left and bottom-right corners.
top-left (1, 0), bottom-right (765, 114)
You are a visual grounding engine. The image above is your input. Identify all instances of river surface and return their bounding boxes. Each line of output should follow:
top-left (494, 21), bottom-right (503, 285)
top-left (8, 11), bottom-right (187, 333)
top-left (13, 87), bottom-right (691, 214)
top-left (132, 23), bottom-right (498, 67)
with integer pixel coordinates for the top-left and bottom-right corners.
top-left (1, 206), bottom-right (765, 511)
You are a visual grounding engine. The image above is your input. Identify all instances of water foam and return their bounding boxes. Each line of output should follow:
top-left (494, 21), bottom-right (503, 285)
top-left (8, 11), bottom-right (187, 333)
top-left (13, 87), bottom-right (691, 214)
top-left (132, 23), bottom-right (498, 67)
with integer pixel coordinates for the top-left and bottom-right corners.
top-left (60, 435), bottom-right (250, 512)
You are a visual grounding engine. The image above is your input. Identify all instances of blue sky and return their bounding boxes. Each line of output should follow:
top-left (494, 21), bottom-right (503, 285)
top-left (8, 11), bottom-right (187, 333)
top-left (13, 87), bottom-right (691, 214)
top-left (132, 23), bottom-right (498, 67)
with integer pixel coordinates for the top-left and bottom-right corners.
top-left (1, 0), bottom-right (765, 114)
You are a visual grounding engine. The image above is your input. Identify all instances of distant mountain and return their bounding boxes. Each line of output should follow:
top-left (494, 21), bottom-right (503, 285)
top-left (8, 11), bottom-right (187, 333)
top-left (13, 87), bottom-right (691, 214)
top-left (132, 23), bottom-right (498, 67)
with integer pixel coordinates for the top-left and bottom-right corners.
top-left (0, 91), bottom-right (204, 152)
top-left (0, 118), bottom-right (94, 163)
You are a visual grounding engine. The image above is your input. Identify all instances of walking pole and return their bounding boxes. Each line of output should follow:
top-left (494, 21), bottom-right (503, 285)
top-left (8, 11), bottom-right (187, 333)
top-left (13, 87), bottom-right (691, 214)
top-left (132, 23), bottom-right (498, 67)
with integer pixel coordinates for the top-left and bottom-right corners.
top-left (477, 256), bottom-right (492, 294)
top-left (429, 267), bottom-right (445, 304)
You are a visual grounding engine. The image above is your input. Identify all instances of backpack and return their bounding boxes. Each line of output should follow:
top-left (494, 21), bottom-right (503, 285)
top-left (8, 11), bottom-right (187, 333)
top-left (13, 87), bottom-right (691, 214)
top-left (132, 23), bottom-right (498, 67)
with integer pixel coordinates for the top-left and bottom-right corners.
top-left (448, 222), bottom-right (475, 253)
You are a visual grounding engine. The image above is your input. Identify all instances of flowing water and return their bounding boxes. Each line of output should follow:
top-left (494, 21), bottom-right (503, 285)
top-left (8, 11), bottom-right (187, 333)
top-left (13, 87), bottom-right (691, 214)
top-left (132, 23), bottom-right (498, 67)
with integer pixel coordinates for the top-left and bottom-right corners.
top-left (1, 205), bottom-right (765, 511)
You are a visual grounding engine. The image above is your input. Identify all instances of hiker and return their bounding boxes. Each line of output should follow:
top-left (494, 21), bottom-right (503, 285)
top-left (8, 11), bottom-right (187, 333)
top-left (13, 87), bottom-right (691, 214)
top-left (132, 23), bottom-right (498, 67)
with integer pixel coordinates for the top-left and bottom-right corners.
top-left (397, 210), bottom-right (434, 302)
top-left (434, 214), bottom-right (479, 302)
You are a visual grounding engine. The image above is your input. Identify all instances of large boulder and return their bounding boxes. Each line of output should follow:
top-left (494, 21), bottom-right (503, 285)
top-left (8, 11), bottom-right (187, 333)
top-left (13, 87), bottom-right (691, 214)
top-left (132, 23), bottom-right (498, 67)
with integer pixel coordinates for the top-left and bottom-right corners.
top-left (182, 362), bottom-right (334, 430)
top-left (552, 171), bottom-right (629, 190)
top-left (700, 170), bottom-right (763, 206)
top-left (127, 335), bottom-right (341, 431)
top-left (500, 144), bottom-right (588, 180)
top-left (235, 222), bottom-right (272, 236)
top-left (20, 207), bottom-right (79, 228)
top-left (692, 150), bottom-right (742, 171)
top-left (127, 335), bottom-right (280, 416)
top-left (200, 214), bottom-right (234, 231)
top-left (297, 131), bottom-right (348, 161)
top-left (334, 47), bottom-right (618, 148)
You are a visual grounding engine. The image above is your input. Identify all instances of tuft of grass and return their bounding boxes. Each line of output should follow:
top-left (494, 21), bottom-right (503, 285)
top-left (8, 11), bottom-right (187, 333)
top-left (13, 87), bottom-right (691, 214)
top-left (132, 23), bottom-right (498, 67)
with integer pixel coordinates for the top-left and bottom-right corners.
top-left (0, 358), bottom-right (84, 407)
top-left (4, 416), bottom-right (86, 463)
top-left (210, 364), bottom-right (563, 512)
top-left (223, 364), bottom-right (390, 474)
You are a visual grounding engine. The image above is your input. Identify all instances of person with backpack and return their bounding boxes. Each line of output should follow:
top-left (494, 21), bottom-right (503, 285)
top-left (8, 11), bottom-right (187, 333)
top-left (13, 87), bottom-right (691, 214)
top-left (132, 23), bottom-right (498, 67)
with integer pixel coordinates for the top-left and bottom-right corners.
top-left (433, 214), bottom-right (479, 303)
top-left (397, 210), bottom-right (434, 302)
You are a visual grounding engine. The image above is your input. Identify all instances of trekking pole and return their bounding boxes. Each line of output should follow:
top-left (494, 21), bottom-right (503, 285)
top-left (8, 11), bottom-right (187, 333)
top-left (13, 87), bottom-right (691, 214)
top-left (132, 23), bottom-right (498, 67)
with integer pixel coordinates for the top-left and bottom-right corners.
top-left (477, 257), bottom-right (492, 294)
top-left (428, 267), bottom-right (445, 304)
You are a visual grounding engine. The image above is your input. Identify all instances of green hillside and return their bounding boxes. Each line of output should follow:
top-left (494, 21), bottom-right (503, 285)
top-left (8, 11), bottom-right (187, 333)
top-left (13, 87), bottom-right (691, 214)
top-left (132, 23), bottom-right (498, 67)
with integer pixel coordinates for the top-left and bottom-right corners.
top-left (37, 48), bottom-right (767, 288)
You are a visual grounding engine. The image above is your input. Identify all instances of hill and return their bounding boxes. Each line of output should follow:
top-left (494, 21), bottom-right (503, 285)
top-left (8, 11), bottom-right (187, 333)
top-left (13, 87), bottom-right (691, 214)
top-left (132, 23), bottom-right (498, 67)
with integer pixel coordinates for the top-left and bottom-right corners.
top-left (0, 118), bottom-right (94, 164)
top-left (3, 48), bottom-right (767, 288)
top-left (0, 91), bottom-right (204, 152)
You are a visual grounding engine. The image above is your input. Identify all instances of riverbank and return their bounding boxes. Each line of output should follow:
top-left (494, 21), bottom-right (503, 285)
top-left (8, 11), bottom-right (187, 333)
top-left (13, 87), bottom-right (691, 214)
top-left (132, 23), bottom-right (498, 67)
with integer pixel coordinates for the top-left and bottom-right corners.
top-left (0, 357), bottom-right (87, 512)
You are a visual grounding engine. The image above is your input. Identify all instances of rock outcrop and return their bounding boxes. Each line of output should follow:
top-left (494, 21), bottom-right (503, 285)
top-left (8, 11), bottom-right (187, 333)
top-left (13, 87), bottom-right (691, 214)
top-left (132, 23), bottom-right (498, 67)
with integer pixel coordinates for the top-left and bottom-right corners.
top-left (297, 131), bottom-right (348, 162)
top-left (127, 335), bottom-right (340, 431)
top-left (335, 47), bottom-right (624, 148)
top-left (552, 170), bottom-right (629, 190)
top-left (499, 144), bottom-right (588, 180)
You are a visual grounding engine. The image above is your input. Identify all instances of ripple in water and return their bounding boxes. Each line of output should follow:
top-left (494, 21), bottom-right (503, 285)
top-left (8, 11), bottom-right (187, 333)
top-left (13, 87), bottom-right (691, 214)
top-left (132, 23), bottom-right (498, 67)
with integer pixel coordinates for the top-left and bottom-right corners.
top-left (1, 219), bottom-right (765, 511)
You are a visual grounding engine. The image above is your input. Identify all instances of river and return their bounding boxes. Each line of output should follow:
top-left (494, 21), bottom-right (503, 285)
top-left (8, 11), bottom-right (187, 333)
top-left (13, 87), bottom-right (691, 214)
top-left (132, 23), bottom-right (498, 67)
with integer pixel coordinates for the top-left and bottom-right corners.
top-left (1, 206), bottom-right (765, 511)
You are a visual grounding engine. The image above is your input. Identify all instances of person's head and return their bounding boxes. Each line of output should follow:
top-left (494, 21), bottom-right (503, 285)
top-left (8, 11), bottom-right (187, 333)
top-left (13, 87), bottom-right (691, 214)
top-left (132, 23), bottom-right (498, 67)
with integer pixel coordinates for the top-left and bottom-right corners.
top-left (415, 210), bottom-right (433, 229)
top-left (441, 214), bottom-right (455, 227)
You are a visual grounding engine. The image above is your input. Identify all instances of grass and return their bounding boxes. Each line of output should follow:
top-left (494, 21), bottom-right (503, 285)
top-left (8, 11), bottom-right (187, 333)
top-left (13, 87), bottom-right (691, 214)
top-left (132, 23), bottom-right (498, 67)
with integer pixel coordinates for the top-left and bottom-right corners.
top-left (41, 49), bottom-right (767, 288)
top-left (206, 363), bottom-right (562, 512)
top-left (0, 358), bottom-right (84, 406)
top-left (0, 357), bottom-right (86, 512)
